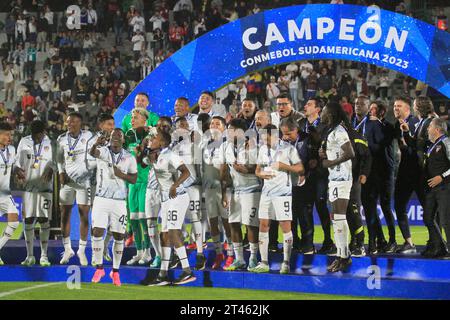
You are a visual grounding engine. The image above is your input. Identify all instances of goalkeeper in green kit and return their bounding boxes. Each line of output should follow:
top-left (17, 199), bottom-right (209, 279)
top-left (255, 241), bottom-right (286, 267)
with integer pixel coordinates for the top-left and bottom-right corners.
top-left (121, 93), bottom-right (159, 265)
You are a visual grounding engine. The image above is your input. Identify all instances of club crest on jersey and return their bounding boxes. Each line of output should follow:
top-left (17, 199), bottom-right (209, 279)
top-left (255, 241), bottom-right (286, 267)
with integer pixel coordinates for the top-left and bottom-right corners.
top-left (44, 146), bottom-right (49, 151)
top-left (81, 139), bottom-right (86, 143)
top-left (436, 146), bottom-right (442, 153)
top-left (27, 154), bottom-right (31, 159)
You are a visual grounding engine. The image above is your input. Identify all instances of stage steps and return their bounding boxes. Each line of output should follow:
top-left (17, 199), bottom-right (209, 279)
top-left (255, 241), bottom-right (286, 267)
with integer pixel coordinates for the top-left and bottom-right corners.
top-left (1, 240), bottom-right (450, 299)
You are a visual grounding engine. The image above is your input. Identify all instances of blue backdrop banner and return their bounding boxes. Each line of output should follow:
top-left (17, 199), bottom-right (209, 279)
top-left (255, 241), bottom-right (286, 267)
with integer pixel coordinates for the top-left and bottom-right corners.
top-left (114, 3), bottom-right (450, 123)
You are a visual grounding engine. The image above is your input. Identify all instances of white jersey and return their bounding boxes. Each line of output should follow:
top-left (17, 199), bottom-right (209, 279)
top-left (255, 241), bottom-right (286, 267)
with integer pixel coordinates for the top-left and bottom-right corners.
top-left (172, 113), bottom-right (199, 131)
top-left (171, 135), bottom-right (202, 186)
top-left (221, 141), bottom-right (261, 194)
top-left (56, 130), bottom-right (93, 187)
top-left (202, 137), bottom-right (225, 189)
top-left (95, 146), bottom-right (137, 200)
top-left (153, 147), bottom-right (186, 200)
top-left (257, 141), bottom-right (301, 196)
top-left (15, 135), bottom-right (55, 192)
top-left (326, 124), bottom-right (353, 182)
top-left (0, 145), bottom-right (15, 196)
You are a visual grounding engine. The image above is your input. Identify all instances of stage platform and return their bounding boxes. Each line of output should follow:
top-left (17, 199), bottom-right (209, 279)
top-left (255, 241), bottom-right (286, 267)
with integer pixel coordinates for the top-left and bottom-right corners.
top-left (1, 240), bottom-right (450, 299)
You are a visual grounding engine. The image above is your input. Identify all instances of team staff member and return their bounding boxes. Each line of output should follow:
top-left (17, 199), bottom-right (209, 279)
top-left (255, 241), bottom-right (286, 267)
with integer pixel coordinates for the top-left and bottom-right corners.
top-left (393, 96), bottom-right (421, 254)
top-left (354, 97), bottom-right (393, 254)
top-left (298, 97), bottom-right (335, 255)
top-left (422, 118), bottom-right (450, 259)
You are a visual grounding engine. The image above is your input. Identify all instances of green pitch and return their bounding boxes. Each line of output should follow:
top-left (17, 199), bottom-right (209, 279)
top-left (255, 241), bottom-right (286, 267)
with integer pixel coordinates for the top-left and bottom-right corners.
top-left (0, 282), bottom-right (387, 300)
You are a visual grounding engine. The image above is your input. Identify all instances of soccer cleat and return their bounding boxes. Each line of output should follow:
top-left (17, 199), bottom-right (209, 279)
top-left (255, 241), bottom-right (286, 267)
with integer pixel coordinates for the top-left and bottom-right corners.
top-left (212, 253), bottom-right (224, 270)
top-left (318, 242), bottom-right (337, 256)
top-left (126, 253), bottom-right (143, 266)
top-left (269, 244), bottom-right (279, 253)
top-left (138, 251), bottom-right (152, 265)
top-left (396, 242), bottom-right (417, 254)
top-left (147, 275), bottom-right (171, 286)
top-left (251, 262), bottom-right (270, 273)
top-left (223, 255), bottom-right (234, 269)
top-left (223, 259), bottom-right (246, 271)
top-left (186, 242), bottom-right (197, 250)
top-left (77, 250), bottom-right (89, 266)
top-left (125, 234), bottom-right (134, 247)
top-left (349, 238), bottom-right (357, 253)
top-left (247, 258), bottom-right (258, 271)
top-left (21, 256), bottom-right (36, 266)
top-left (351, 245), bottom-right (366, 258)
top-left (104, 250), bottom-right (112, 262)
top-left (110, 271), bottom-right (121, 286)
top-left (300, 245), bottom-right (316, 255)
top-left (384, 241), bottom-right (397, 253)
top-left (150, 256), bottom-right (161, 268)
top-left (173, 271), bottom-right (197, 285)
top-left (223, 242), bottom-right (228, 251)
top-left (91, 268), bottom-right (106, 283)
top-left (327, 257), bottom-right (352, 273)
top-left (0, 257), bottom-right (3, 265)
top-left (60, 248), bottom-right (75, 264)
top-left (40, 256), bottom-right (51, 267)
top-left (280, 261), bottom-right (290, 274)
top-left (377, 240), bottom-right (388, 253)
top-left (195, 254), bottom-right (207, 270)
top-left (368, 242), bottom-right (378, 255)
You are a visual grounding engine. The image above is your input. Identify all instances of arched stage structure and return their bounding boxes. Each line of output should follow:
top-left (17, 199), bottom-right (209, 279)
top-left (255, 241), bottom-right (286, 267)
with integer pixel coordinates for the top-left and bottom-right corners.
top-left (114, 3), bottom-right (450, 124)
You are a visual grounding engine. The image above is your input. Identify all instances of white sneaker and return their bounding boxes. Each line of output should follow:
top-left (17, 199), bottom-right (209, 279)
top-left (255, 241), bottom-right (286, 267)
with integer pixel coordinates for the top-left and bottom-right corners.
top-left (21, 256), bottom-right (36, 266)
top-left (40, 256), bottom-right (51, 267)
top-left (127, 253), bottom-right (143, 266)
top-left (60, 249), bottom-right (75, 264)
top-left (138, 251), bottom-right (152, 265)
top-left (77, 250), bottom-right (88, 266)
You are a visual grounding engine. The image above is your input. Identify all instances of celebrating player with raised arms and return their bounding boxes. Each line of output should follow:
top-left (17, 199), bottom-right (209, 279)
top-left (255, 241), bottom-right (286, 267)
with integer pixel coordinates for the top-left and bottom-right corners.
top-left (147, 131), bottom-right (196, 286)
top-left (319, 102), bottom-right (355, 273)
top-left (253, 124), bottom-right (304, 274)
top-left (56, 112), bottom-right (93, 266)
top-left (0, 123), bottom-right (20, 265)
top-left (16, 120), bottom-right (55, 267)
top-left (90, 128), bottom-right (138, 286)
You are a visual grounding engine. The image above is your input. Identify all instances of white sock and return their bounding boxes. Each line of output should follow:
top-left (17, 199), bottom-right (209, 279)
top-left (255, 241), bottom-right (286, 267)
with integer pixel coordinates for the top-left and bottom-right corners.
top-left (333, 214), bottom-right (350, 258)
top-left (112, 239), bottom-right (124, 270)
top-left (259, 231), bottom-right (269, 264)
top-left (227, 241), bottom-right (234, 257)
top-left (79, 239), bottom-right (87, 254)
top-left (212, 234), bottom-right (222, 255)
top-left (63, 236), bottom-right (71, 251)
top-left (148, 221), bottom-right (161, 257)
top-left (202, 219), bottom-right (209, 242)
top-left (0, 221), bottom-right (19, 250)
top-left (161, 247), bottom-right (172, 271)
top-left (92, 236), bottom-right (104, 266)
top-left (175, 246), bottom-right (190, 271)
top-left (283, 231), bottom-right (293, 263)
top-left (39, 222), bottom-right (50, 257)
top-left (104, 230), bottom-right (112, 251)
top-left (249, 242), bottom-right (258, 261)
top-left (136, 249), bottom-right (143, 257)
top-left (24, 223), bottom-right (35, 257)
top-left (145, 247), bottom-right (152, 258)
top-left (233, 242), bottom-right (243, 262)
top-left (192, 221), bottom-right (203, 254)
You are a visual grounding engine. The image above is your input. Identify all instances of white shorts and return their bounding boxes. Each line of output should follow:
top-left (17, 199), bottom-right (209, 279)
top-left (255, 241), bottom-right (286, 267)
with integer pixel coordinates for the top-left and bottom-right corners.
top-left (204, 188), bottom-right (228, 220)
top-left (229, 192), bottom-right (260, 227)
top-left (59, 183), bottom-right (92, 206)
top-left (23, 192), bottom-right (52, 220)
top-left (161, 192), bottom-right (190, 233)
top-left (144, 188), bottom-right (161, 219)
top-left (258, 194), bottom-right (292, 221)
top-left (0, 195), bottom-right (19, 216)
top-left (91, 197), bottom-right (127, 234)
top-left (187, 185), bottom-right (202, 222)
top-left (328, 181), bottom-right (352, 203)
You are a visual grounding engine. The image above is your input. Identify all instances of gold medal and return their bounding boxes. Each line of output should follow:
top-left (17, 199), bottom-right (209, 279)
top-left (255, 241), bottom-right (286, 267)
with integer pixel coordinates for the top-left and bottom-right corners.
top-left (32, 162), bottom-right (39, 169)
